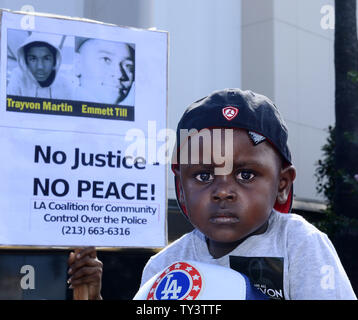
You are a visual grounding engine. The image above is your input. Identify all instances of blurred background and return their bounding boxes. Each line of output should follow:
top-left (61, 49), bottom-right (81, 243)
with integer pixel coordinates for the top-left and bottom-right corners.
top-left (0, 0), bottom-right (356, 299)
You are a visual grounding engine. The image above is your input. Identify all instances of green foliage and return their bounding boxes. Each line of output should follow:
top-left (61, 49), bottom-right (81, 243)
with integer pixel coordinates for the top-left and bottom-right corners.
top-left (348, 70), bottom-right (358, 83)
top-left (315, 126), bottom-right (336, 204)
top-left (313, 206), bottom-right (358, 238)
top-left (314, 125), bottom-right (358, 237)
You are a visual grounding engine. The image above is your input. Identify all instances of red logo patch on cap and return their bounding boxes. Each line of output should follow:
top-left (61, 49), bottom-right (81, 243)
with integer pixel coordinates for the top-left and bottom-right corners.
top-left (222, 106), bottom-right (238, 121)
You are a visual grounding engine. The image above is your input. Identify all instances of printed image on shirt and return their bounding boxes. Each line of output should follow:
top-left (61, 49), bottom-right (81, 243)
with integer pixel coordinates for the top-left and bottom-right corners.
top-left (229, 256), bottom-right (284, 300)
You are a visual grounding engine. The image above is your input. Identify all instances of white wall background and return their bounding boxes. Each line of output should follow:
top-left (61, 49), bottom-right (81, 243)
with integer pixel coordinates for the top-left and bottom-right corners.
top-left (0, 0), bottom-right (85, 17)
top-left (151, 0), bottom-right (242, 199)
top-left (242, 0), bottom-right (336, 204)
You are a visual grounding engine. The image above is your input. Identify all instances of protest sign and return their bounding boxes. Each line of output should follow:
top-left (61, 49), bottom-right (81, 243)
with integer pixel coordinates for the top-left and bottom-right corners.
top-left (0, 9), bottom-right (168, 247)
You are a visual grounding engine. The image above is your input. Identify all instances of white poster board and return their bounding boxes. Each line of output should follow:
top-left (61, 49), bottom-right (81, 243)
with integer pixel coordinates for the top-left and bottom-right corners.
top-left (0, 10), bottom-right (168, 247)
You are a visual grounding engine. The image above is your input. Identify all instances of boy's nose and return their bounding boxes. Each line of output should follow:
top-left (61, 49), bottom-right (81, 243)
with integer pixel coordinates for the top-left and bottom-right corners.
top-left (37, 60), bottom-right (44, 69)
top-left (119, 64), bottom-right (129, 82)
top-left (113, 64), bottom-right (129, 82)
top-left (211, 182), bottom-right (237, 202)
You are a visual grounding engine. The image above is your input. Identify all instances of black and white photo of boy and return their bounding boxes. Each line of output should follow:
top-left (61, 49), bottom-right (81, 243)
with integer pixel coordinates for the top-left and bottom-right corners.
top-left (7, 30), bottom-right (74, 99)
top-left (74, 37), bottom-right (135, 106)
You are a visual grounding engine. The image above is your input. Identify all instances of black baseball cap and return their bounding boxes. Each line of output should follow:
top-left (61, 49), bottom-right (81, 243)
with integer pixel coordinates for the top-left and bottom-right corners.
top-left (172, 88), bottom-right (293, 215)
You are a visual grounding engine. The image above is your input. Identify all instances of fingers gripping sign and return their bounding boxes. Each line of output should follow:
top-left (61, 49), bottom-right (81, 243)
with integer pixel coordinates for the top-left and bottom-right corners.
top-left (67, 247), bottom-right (103, 300)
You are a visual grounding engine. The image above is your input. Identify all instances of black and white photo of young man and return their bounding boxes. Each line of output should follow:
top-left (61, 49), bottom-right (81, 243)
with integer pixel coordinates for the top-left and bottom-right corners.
top-left (7, 30), bottom-right (73, 99)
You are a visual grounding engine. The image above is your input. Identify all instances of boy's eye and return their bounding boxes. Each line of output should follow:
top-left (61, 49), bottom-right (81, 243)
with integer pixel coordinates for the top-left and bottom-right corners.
top-left (195, 172), bottom-right (214, 182)
top-left (121, 60), bottom-right (134, 71)
top-left (101, 57), bottom-right (111, 64)
top-left (44, 55), bottom-right (54, 62)
top-left (237, 171), bottom-right (255, 181)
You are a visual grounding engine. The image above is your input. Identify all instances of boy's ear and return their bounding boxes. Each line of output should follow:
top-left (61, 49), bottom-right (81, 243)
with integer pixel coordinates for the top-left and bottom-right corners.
top-left (276, 165), bottom-right (296, 204)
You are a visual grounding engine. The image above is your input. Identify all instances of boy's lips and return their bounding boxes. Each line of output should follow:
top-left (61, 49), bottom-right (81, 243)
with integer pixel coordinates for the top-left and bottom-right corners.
top-left (35, 73), bottom-right (47, 79)
top-left (209, 210), bottom-right (240, 224)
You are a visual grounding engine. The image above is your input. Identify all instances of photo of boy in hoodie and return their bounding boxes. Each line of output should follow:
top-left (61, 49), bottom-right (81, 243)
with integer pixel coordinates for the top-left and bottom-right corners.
top-left (7, 30), bottom-right (74, 100)
top-left (24, 41), bottom-right (57, 87)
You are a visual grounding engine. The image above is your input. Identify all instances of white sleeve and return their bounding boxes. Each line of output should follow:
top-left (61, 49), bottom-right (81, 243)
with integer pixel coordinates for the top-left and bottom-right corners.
top-left (7, 68), bottom-right (22, 96)
top-left (287, 227), bottom-right (356, 300)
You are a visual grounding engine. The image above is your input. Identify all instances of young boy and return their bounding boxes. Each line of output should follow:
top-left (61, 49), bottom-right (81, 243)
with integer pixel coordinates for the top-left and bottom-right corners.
top-left (7, 32), bottom-right (73, 99)
top-left (74, 38), bottom-right (135, 105)
top-left (68, 88), bottom-right (356, 300)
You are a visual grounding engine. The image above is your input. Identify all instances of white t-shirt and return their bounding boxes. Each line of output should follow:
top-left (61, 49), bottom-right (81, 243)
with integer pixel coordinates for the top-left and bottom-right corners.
top-left (140, 210), bottom-right (356, 300)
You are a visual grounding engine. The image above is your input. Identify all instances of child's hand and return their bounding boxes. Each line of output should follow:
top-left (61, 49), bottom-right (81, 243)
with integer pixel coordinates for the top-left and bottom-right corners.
top-left (67, 247), bottom-right (103, 300)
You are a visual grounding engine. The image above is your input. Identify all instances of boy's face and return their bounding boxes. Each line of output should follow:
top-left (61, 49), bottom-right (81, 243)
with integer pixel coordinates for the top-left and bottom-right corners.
top-left (26, 46), bottom-right (55, 82)
top-left (77, 39), bottom-right (134, 104)
top-left (176, 128), bottom-right (294, 246)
